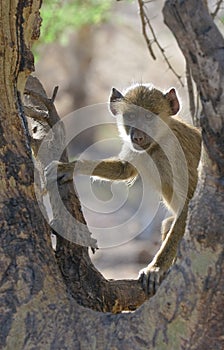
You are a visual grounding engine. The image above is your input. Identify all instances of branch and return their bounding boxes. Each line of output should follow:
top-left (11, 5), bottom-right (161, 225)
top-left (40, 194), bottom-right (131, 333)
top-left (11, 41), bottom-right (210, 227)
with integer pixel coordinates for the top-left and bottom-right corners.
top-left (24, 86), bottom-right (59, 128)
top-left (25, 75), bottom-right (148, 313)
top-left (138, 0), bottom-right (184, 86)
top-left (23, 105), bottom-right (48, 122)
top-left (211, 0), bottom-right (223, 18)
top-left (163, 1), bottom-right (224, 177)
top-left (51, 85), bottom-right (59, 103)
top-left (138, 0), bottom-right (156, 60)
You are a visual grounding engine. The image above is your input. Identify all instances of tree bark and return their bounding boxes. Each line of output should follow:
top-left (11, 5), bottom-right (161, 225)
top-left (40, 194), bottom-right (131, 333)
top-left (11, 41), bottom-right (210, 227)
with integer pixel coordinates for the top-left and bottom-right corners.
top-left (0, 0), bottom-right (224, 349)
top-left (24, 74), bottom-right (146, 313)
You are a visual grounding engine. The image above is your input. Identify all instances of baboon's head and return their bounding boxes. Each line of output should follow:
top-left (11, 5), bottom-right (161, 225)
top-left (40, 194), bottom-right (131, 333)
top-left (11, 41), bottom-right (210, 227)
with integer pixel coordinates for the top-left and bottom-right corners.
top-left (109, 84), bottom-right (180, 152)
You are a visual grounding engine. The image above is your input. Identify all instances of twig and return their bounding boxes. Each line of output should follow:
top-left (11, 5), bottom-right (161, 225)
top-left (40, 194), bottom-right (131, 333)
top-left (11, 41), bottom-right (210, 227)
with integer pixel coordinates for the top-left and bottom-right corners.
top-left (138, 0), bottom-right (156, 60)
top-left (24, 88), bottom-right (60, 127)
top-left (138, 0), bottom-right (184, 86)
top-left (51, 86), bottom-right (59, 103)
top-left (211, 0), bottom-right (223, 18)
top-left (23, 105), bottom-right (48, 122)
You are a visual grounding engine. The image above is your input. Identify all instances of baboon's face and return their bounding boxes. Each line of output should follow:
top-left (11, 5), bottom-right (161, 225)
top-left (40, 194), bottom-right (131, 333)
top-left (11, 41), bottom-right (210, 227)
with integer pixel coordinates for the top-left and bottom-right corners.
top-left (122, 107), bottom-right (157, 152)
top-left (109, 85), bottom-right (180, 153)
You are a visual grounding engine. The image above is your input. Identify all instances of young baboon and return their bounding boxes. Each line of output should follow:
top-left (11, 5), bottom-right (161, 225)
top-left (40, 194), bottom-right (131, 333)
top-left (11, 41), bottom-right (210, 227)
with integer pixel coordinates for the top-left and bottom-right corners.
top-left (46, 84), bottom-right (201, 294)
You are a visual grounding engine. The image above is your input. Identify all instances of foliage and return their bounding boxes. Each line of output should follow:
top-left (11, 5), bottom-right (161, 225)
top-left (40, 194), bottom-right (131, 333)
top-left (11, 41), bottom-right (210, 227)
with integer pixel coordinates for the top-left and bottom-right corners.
top-left (40, 0), bottom-right (113, 45)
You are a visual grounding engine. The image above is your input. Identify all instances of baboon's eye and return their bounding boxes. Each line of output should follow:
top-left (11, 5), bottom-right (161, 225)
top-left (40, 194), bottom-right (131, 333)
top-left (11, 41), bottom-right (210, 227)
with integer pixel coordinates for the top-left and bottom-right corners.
top-left (144, 113), bottom-right (154, 120)
top-left (123, 112), bottom-right (136, 121)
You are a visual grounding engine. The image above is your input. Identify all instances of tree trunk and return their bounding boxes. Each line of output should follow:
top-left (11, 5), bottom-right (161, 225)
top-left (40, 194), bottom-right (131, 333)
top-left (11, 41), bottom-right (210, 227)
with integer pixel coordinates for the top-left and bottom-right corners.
top-left (0, 1), bottom-right (224, 349)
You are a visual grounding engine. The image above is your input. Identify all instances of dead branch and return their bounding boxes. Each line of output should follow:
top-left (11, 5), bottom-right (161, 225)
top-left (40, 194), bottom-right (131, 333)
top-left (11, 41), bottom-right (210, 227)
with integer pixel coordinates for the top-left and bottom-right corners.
top-left (138, 0), bottom-right (184, 87)
top-left (138, 0), bottom-right (156, 60)
top-left (211, 0), bottom-right (223, 18)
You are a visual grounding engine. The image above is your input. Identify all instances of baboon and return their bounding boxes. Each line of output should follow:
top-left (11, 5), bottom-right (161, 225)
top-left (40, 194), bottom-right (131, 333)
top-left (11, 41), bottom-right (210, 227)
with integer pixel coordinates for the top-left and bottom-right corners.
top-left (46, 84), bottom-right (201, 294)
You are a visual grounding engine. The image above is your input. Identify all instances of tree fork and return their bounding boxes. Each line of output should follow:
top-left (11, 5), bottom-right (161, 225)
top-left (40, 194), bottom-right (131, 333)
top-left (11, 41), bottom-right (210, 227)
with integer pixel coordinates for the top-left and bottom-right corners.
top-left (1, 0), bottom-right (224, 349)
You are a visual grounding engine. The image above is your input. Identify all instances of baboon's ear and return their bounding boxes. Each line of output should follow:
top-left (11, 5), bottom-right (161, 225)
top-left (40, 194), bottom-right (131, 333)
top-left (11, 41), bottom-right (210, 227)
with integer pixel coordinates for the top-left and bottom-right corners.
top-left (165, 88), bottom-right (180, 116)
top-left (109, 88), bottom-right (124, 116)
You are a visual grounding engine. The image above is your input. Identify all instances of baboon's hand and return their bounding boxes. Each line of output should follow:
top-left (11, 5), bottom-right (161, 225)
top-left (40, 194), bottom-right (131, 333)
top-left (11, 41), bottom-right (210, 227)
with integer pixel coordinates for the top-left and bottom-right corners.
top-left (138, 263), bottom-right (167, 296)
top-left (44, 161), bottom-right (74, 185)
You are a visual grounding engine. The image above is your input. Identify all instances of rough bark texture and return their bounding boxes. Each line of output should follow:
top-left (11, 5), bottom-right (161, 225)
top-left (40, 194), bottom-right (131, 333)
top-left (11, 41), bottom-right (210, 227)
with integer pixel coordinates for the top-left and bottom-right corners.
top-left (163, 2), bottom-right (224, 348)
top-left (24, 74), bottom-right (146, 313)
top-left (0, 0), bottom-right (224, 349)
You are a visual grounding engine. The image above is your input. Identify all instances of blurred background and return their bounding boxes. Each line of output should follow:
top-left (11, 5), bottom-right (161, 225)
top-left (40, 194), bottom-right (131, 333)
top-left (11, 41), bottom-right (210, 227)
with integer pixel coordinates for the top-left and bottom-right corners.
top-left (35, 0), bottom-right (223, 279)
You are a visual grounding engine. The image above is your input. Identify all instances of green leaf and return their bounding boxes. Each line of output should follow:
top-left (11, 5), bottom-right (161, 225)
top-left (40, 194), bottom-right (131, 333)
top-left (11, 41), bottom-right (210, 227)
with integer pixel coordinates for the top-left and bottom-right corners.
top-left (39, 0), bottom-right (112, 45)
